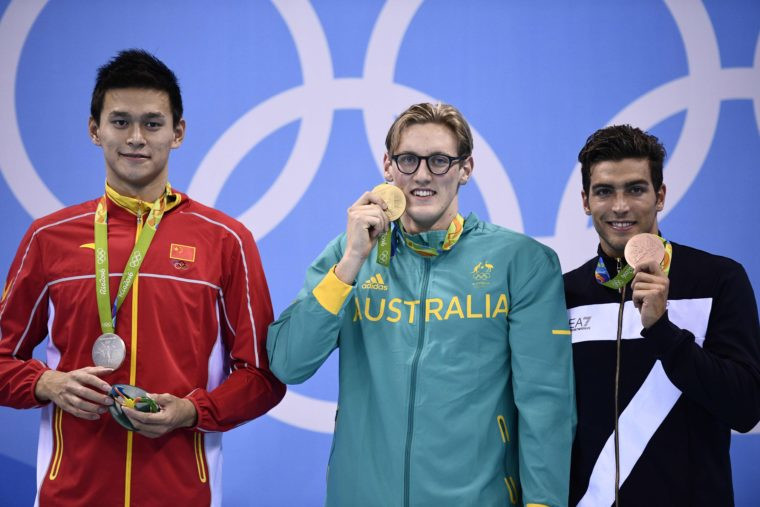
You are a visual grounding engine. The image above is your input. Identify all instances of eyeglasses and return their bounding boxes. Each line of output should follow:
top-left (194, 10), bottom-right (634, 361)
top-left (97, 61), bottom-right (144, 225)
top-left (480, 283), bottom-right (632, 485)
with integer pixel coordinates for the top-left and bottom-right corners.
top-left (391, 152), bottom-right (466, 175)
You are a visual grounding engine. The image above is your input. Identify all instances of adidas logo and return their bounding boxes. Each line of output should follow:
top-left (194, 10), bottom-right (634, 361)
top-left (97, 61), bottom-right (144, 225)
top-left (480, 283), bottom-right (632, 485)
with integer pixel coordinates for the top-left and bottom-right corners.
top-left (361, 273), bottom-right (388, 291)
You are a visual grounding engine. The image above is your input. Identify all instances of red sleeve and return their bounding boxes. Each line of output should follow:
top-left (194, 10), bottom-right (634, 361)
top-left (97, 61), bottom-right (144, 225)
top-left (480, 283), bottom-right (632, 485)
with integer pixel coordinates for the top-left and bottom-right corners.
top-left (0, 224), bottom-right (51, 408)
top-left (186, 225), bottom-right (285, 431)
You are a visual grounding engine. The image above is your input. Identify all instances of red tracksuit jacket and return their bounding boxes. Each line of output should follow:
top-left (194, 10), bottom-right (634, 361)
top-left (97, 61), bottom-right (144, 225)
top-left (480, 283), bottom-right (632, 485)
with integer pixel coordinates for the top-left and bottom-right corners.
top-left (0, 188), bottom-right (285, 506)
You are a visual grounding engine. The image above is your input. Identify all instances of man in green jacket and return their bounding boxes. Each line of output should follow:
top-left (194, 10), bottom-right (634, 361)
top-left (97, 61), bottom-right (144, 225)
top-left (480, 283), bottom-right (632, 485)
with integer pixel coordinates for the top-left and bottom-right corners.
top-left (268, 103), bottom-right (575, 506)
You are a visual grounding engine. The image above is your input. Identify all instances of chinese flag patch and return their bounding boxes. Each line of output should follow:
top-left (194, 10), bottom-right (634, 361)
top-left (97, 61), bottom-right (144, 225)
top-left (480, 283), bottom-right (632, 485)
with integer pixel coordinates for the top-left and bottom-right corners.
top-left (170, 243), bottom-right (196, 262)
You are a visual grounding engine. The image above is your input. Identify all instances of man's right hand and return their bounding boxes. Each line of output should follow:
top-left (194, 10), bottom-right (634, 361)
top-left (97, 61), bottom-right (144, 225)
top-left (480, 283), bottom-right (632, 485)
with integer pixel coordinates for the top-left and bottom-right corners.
top-left (335, 191), bottom-right (390, 284)
top-left (34, 367), bottom-right (114, 420)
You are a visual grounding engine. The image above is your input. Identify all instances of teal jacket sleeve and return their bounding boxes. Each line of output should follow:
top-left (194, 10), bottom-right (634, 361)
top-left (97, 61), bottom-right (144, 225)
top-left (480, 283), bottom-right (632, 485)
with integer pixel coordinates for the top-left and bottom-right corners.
top-left (507, 243), bottom-right (576, 507)
top-left (267, 235), bottom-right (355, 384)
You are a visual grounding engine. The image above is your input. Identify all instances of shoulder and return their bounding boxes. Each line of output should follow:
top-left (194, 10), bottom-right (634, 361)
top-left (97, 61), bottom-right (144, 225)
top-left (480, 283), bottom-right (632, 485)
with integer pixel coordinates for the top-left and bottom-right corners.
top-left (30, 198), bottom-right (99, 232)
top-left (562, 256), bottom-right (599, 307)
top-left (563, 256), bottom-right (598, 285)
top-left (465, 217), bottom-right (558, 262)
top-left (171, 194), bottom-right (253, 241)
top-left (670, 241), bottom-right (750, 292)
top-left (671, 242), bottom-right (742, 273)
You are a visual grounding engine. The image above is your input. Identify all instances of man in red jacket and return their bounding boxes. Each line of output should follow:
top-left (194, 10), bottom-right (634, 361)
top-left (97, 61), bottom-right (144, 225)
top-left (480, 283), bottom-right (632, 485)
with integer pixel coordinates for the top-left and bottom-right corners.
top-left (0, 49), bottom-right (285, 506)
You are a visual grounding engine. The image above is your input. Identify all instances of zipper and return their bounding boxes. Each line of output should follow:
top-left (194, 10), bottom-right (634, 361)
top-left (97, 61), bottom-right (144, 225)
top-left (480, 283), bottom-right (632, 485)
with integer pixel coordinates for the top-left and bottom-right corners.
top-left (124, 207), bottom-right (144, 507)
top-left (613, 257), bottom-right (626, 506)
top-left (403, 258), bottom-right (431, 507)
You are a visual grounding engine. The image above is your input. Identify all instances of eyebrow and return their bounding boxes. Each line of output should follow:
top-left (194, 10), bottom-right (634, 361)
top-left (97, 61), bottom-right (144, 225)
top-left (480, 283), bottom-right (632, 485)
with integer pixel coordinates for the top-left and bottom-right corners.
top-left (107, 111), bottom-right (167, 120)
top-left (591, 179), bottom-right (650, 189)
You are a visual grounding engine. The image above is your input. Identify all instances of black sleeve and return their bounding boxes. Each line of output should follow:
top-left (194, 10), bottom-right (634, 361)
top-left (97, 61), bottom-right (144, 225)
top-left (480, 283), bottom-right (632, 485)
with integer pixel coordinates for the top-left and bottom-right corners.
top-left (642, 262), bottom-right (760, 432)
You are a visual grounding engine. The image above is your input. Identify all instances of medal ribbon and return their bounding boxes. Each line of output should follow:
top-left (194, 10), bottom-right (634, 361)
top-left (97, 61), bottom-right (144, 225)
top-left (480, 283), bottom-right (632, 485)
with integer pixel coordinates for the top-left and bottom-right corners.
top-left (595, 236), bottom-right (673, 289)
top-left (94, 192), bottom-right (167, 334)
top-left (402, 213), bottom-right (465, 257)
top-left (376, 222), bottom-right (395, 267)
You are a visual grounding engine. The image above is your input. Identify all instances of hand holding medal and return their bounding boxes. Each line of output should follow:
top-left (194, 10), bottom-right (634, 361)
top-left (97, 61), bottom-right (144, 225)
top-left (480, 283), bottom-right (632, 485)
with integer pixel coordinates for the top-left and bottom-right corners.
top-left (109, 384), bottom-right (160, 431)
top-left (626, 233), bottom-right (671, 328)
top-left (371, 183), bottom-right (406, 267)
top-left (335, 184), bottom-right (406, 283)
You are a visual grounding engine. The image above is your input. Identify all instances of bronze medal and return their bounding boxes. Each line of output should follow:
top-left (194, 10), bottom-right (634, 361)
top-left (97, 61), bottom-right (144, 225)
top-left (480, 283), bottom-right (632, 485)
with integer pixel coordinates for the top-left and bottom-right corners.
top-left (92, 333), bottom-right (126, 369)
top-left (624, 233), bottom-right (665, 269)
top-left (371, 183), bottom-right (406, 221)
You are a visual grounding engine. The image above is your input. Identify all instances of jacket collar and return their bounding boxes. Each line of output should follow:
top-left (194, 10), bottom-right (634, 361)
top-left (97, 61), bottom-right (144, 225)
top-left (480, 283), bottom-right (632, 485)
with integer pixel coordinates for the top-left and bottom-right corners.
top-left (105, 182), bottom-right (182, 216)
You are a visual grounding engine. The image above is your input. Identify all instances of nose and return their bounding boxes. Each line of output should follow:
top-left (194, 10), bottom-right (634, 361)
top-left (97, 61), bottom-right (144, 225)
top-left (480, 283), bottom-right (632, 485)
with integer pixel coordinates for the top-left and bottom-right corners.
top-left (127, 124), bottom-right (146, 147)
top-left (413, 158), bottom-right (433, 182)
top-left (611, 191), bottom-right (630, 214)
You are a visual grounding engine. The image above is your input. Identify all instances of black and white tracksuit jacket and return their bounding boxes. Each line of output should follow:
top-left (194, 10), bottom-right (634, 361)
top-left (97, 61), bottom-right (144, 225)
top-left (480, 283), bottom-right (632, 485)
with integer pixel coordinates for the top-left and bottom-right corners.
top-left (564, 241), bottom-right (760, 506)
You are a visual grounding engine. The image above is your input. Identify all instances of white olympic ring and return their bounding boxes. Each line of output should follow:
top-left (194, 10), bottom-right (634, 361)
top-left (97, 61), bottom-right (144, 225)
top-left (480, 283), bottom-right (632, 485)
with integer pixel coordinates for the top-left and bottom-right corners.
top-left (128, 252), bottom-right (142, 268)
top-left (0, 0), bottom-right (758, 434)
top-left (96, 248), bottom-right (106, 264)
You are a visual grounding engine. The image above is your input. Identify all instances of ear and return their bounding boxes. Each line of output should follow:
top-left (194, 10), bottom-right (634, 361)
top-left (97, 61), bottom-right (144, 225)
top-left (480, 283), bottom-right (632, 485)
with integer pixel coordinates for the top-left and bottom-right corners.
top-left (88, 117), bottom-right (101, 146)
top-left (458, 156), bottom-right (474, 185)
top-left (383, 153), bottom-right (393, 182)
top-left (582, 190), bottom-right (591, 215)
top-left (171, 118), bottom-right (186, 149)
top-left (655, 183), bottom-right (666, 212)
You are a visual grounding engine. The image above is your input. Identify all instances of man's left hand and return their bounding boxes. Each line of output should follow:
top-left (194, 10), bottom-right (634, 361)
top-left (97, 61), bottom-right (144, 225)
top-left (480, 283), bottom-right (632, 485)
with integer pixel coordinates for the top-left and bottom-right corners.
top-left (122, 393), bottom-right (197, 438)
top-left (631, 258), bottom-right (670, 329)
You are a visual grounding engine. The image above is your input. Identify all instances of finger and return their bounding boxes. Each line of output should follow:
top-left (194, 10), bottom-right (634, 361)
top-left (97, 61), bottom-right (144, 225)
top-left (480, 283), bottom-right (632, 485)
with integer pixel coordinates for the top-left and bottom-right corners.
top-left (150, 393), bottom-right (174, 406)
top-left (634, 259), bottom-right (663, 276)
top-left (79, 366), bottom-right (115, 377)
top-left (65, 408), bottom-right (101, 420)
top-left (121, 406), bottom-right (158, 425)
top-left (72, 369), bottom-right (113, 393)
top-left (67, 380), bottom-right (114, 406)
top-left (350, 191), bottom-right (385, 209)
top-left (59, 398), bottom-right (102, 420)
top-left (362, 191), bottom-right (389, 209)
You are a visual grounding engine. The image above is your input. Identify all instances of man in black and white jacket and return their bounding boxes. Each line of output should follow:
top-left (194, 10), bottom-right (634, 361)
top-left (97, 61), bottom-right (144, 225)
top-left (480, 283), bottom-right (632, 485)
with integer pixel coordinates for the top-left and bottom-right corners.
top-left (564, 124), bottom-right (760, 506)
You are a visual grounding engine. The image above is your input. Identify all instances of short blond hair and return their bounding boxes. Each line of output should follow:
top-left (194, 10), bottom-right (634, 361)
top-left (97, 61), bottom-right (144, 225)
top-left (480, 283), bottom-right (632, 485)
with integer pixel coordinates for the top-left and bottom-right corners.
top-left (385, 103), bottom-right (473, 157)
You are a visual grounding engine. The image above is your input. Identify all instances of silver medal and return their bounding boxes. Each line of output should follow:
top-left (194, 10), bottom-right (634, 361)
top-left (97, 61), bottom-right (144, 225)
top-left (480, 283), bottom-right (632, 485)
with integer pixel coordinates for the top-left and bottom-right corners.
top-left (92, 333), bottom-right (126, 369)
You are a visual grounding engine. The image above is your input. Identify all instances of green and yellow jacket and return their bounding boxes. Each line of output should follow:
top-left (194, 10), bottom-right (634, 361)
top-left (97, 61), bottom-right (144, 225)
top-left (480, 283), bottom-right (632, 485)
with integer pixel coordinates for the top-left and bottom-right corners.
top-left (268, 213), bottom-right (576, 507)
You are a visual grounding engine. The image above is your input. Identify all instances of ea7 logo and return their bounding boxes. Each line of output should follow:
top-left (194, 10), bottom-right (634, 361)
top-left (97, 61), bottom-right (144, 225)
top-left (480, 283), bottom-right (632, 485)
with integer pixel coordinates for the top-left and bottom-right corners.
top-left (569, 316), bottom-right (592, 331)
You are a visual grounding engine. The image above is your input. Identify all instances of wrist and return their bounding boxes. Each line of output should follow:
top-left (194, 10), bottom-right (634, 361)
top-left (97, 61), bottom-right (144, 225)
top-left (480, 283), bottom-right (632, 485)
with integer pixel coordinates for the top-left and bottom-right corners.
top-left (181, 398), bottom-right (198, 428)
top-left (335, 253), bottom-right (364, 284)
top-left (34, 370), bottom-right (54, 402)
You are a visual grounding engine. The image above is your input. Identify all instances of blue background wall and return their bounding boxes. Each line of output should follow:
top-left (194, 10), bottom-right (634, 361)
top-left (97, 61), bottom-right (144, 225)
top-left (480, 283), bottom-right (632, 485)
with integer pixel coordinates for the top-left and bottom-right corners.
top-left (0, 0), bottom-right (758, 505)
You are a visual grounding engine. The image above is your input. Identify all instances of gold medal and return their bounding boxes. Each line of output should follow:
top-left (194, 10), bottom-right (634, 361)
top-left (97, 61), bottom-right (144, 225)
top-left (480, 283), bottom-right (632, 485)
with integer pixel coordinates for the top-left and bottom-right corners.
top-left (624, 233), bottom-right (665, 269)
top-left (92, 333), bottom-right (126, 369)
top-left (371, 183), bottom-right (406, 221)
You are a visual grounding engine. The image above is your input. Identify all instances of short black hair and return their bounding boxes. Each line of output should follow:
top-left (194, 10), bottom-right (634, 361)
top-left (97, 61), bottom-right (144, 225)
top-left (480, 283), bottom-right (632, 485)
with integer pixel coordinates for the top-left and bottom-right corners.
top-left (578, 124), bottom-right (666, 194)
top-left (90, 49), bottom-right (183, 126)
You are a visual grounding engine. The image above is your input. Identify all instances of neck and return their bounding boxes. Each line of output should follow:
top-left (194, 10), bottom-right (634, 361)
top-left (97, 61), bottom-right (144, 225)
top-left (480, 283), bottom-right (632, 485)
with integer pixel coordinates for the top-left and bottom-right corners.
top-left (401, 209), bottom-right (458, 235)
top-left (600, 244), bottom-right (624, 260)
top-left (106, 179), bottom-right (166, 203)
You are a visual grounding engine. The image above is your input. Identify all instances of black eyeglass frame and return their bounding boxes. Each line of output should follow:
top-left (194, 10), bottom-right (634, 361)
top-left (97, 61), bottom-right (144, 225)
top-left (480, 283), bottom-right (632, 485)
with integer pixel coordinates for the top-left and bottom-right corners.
top-left (390, 152), bottom-right (468, 175)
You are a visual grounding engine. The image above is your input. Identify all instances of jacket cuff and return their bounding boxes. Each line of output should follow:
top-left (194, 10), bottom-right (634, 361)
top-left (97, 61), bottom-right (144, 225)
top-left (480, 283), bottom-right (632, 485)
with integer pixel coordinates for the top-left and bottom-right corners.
top-left (312, 265), bottom-right (353, 316)
top-left (30, 363), bottom-right (52, 407)
top-left (641, 310), bottom-right (683, 359)
top-left (184, 389), bottom-right (204, 431)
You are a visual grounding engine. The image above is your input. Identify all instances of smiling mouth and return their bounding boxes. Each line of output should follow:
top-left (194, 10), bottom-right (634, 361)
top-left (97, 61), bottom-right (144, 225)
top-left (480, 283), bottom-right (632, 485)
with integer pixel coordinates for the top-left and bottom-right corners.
top-left (608, 220), bottom-right (635, 231)
top-left (411, 189), bottom-right (436, 197)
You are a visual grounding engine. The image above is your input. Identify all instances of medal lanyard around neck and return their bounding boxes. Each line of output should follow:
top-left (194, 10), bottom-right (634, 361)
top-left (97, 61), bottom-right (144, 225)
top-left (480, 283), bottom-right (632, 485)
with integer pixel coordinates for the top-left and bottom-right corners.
top-left (94, 194), bottom-right (166, 334)
top-left (377, 213), bottom-right (465, 266)
top-left (594, 236), bottom-right (673, 289)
